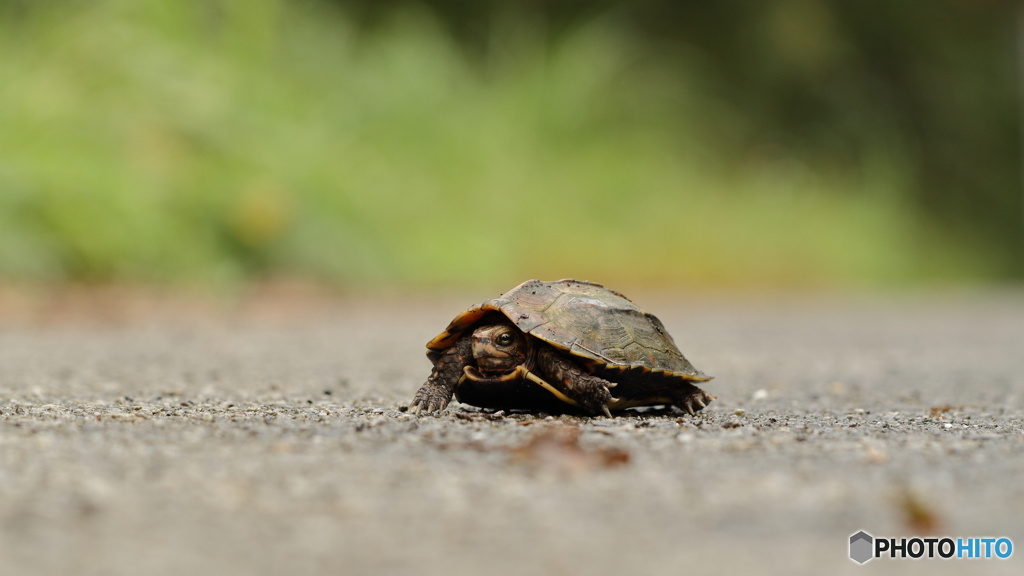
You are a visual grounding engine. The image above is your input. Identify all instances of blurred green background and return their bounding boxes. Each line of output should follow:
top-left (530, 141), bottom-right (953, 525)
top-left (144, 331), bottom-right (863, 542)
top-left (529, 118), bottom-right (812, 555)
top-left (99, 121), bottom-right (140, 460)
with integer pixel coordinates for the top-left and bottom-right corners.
top-left (1, 0), bottom-right (1021, 289)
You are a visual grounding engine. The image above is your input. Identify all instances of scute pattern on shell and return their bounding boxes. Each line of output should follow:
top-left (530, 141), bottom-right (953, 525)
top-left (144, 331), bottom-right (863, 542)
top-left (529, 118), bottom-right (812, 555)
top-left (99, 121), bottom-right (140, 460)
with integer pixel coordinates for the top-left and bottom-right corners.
top-left (427, 279), bottom-right (709, 382)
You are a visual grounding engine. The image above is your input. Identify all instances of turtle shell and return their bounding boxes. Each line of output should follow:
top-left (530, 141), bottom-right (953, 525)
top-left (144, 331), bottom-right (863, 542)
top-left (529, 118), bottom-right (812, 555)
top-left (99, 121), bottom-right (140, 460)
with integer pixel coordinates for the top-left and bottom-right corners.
top-left (427, 279), bottom-right (710, 387)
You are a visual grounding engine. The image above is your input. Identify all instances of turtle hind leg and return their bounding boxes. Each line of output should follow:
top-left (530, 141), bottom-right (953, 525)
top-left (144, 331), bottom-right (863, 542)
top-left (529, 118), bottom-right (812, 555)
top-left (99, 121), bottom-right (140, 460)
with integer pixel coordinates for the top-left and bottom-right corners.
top-left (535, 346), bottom-right (616, 417)
top-left (668, 383), bottom-right (717, 416)
top-left (409, 336), bottom-right (472, 413)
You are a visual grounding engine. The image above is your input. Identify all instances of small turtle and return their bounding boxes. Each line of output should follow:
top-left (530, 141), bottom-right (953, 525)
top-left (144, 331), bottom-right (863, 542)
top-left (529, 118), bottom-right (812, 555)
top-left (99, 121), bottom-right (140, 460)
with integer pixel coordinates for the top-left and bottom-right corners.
top-left (409, 279), bottom-right (715, 416)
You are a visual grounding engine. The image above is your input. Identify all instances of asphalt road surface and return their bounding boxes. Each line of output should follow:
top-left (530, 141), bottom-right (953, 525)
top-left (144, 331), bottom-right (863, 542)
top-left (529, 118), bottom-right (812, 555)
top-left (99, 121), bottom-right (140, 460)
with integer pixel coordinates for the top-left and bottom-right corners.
top-left (0, 288), bottom-right (1022, 576)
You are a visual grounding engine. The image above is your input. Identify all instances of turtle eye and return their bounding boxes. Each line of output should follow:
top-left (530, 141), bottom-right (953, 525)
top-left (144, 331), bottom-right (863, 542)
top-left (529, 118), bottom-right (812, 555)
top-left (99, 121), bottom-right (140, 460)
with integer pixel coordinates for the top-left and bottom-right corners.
top-left (496, 332), bottom-right (515, 346)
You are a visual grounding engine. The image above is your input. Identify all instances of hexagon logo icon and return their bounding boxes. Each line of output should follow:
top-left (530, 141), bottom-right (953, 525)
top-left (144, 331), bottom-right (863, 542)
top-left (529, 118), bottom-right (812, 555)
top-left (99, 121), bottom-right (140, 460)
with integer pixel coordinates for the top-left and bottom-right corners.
top-left (850, 531), bottom-right (873, 564)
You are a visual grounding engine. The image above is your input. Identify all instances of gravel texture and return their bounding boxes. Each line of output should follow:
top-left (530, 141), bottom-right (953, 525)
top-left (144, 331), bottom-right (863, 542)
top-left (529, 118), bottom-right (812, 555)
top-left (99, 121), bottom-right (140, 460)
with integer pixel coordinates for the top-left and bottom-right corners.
top-left (0, 290), bottom-right (1022, 575)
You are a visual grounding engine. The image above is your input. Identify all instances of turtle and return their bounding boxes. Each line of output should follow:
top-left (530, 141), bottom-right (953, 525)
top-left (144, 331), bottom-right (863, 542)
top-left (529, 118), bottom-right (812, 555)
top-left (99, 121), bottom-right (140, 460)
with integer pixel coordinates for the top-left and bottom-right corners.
top-left (408, 279), bottom-right (715, 416)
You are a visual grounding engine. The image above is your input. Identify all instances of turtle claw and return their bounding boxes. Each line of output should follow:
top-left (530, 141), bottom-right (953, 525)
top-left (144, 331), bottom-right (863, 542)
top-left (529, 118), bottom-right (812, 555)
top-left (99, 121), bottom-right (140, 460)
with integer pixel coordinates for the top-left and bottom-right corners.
top-left (597, 387), bottom-right (615, 417)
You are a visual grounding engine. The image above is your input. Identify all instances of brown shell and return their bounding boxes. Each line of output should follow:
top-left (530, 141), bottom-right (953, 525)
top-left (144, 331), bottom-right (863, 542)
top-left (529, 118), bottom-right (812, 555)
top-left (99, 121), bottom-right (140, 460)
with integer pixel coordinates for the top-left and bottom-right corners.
top-left (427, 279), bottom-right (710, 383)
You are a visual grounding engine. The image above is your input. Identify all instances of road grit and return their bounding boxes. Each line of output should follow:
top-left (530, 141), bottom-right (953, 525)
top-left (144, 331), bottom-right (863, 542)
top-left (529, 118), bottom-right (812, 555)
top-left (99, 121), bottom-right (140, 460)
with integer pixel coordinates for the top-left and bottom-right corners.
top-left (0, 292), bottom-right (1022, 576)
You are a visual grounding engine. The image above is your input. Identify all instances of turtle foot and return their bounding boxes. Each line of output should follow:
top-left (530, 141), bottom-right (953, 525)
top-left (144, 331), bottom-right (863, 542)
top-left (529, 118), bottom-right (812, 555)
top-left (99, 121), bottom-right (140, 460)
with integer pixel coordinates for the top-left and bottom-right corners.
top-left (571, 377), bottom-right (615, 417)
top-left (672, 386), bottom-right (716, 416)
top-left (408, 383), bottom-right (453, 414)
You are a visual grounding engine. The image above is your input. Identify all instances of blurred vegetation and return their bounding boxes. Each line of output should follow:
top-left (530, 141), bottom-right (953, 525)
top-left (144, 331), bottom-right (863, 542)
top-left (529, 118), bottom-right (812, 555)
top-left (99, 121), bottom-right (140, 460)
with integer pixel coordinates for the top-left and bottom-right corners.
top-left (0, 0), bottom-right (1020, 288)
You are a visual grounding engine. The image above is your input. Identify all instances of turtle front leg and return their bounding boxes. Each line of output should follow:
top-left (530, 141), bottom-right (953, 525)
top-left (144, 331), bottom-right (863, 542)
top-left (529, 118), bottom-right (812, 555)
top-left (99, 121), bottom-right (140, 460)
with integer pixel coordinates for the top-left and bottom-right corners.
top-left (667, 383), bottom-right (717, 415)
top-left (408, 336), bottom-right (472, 413)
top-left (536, 346), bottom-right (616, 417)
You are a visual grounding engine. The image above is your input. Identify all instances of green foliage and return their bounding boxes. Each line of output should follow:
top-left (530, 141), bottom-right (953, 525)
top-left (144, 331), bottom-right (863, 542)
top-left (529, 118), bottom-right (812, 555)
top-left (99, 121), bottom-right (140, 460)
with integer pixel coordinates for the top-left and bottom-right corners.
top-left (0, 0), bottom-right (1000, 287)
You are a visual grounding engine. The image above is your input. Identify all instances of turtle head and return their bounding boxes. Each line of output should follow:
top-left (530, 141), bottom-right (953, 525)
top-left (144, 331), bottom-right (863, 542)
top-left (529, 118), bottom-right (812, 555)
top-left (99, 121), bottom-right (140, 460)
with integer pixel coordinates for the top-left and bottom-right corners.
top-left (468, 323), bottom-right (531, 378)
